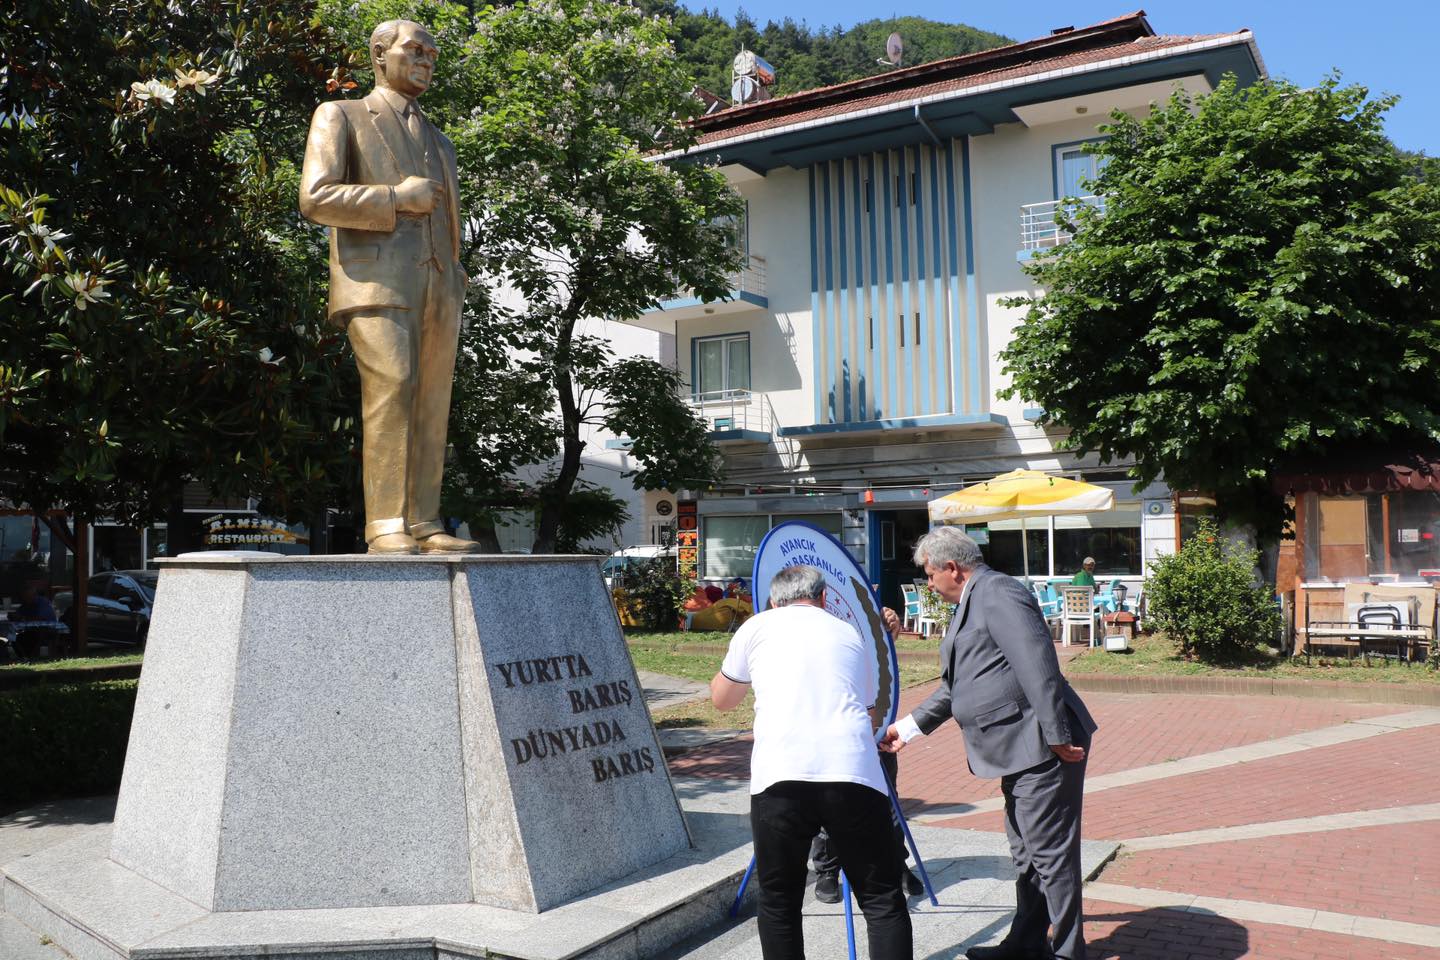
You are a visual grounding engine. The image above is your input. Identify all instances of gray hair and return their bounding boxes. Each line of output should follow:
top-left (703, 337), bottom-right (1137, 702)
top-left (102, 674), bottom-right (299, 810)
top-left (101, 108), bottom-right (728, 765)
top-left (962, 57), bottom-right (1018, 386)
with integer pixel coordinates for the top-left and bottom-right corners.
top-left (370, 19), bottom-right (420, 73)
top-left (912, 527), bottom-right (984, 571)
top-left (770, 564), bottom-right (827, 607)
top-left (1083, 556), bottom-right (1096, 567)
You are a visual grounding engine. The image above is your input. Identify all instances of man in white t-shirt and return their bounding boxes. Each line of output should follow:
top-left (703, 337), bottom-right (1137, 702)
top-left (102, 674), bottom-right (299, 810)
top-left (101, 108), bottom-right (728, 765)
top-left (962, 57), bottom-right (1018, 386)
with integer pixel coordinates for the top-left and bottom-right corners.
top-left (711, 564), bottom-right (913, 960)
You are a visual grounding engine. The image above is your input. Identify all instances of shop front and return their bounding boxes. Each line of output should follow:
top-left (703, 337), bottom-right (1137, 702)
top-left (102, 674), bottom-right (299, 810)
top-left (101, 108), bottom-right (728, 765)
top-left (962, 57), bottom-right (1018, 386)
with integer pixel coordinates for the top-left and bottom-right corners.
top-left (1276, 449), bottom-right (1440, 657)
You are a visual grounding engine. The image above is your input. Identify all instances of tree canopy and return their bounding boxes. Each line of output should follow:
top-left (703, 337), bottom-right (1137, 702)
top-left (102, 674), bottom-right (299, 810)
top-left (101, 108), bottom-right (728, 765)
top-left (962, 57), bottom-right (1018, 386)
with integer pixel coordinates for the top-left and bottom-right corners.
top-left (0, 0), bottom-right (363, 528)
top-left (1001, 77), bottom-right (1440, 536)
top-left (635, 3), bottom-right (1010, 99)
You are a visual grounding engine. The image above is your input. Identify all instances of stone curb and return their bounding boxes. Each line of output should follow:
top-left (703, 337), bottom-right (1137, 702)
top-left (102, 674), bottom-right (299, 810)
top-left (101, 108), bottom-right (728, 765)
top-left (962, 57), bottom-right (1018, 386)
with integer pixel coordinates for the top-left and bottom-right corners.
top-left (1065, 671), bottom-right (1440, 705)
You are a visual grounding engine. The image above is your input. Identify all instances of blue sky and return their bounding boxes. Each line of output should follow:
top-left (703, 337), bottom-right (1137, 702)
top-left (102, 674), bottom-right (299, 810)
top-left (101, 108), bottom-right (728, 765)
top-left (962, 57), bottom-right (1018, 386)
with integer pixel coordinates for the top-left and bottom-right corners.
top-left (708, 1), bottom-right (1440, 154)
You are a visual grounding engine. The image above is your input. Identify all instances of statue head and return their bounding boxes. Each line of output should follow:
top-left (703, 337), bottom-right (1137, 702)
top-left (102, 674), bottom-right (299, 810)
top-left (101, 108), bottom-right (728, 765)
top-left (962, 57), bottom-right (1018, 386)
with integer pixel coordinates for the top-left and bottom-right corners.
top-left (370, 19), bottom-right (438, 100)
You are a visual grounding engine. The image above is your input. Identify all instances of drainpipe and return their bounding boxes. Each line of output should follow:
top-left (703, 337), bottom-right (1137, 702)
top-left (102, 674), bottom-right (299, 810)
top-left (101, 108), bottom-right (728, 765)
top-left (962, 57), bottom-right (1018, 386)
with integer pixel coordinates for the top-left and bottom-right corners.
top-left (914, 105), bottom-right (941, 146)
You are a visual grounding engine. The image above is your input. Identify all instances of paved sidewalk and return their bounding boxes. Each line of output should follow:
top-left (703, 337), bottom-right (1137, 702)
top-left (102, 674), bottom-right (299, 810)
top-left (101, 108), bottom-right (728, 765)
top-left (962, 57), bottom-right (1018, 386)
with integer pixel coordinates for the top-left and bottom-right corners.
top-left (668, 687), bottom-right (1440, 959)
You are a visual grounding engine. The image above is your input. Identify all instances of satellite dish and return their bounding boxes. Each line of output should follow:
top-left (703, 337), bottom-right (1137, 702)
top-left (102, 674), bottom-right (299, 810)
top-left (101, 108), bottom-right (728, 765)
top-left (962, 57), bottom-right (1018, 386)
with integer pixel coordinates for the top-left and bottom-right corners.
top-left (886, 32), bottom-right (903, 66)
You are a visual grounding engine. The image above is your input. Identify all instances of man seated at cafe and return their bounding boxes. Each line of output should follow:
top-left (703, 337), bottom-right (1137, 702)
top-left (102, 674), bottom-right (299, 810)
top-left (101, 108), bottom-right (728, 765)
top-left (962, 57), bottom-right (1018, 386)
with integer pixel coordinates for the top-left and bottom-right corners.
top-left (1071, 557), bottom-right (1097, 588)
top-left (11, 585), bottom-right (56, 623)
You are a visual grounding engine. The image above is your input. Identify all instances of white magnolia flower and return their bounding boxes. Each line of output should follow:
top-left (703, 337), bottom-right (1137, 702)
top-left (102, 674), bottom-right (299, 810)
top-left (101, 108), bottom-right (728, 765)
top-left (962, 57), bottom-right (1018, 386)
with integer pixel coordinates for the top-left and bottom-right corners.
top-left (130, 79), bottom-right (177, 106)
top-left (63, 272), bottom-right (112, 310)
top-left (28, 222), bottom-right (68, 253)
top-left (174, 68), bottom-right (221, 94)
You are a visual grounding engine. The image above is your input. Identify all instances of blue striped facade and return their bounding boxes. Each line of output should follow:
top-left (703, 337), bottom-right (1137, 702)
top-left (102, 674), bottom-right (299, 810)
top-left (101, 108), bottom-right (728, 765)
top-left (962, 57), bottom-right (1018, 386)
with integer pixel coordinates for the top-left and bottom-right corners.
top-left (808, 138), bottom-right (985, 425)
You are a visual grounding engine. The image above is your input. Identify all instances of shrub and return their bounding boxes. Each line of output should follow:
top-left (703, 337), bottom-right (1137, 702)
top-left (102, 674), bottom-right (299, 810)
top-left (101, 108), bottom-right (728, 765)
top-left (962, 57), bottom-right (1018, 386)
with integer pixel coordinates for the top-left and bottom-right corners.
top-left (626, 557), bottom-right (695, 632)
top-left (0, 680), bottom-right (137, 810)
top-left (1145, 519), bottom-right (1281, 663)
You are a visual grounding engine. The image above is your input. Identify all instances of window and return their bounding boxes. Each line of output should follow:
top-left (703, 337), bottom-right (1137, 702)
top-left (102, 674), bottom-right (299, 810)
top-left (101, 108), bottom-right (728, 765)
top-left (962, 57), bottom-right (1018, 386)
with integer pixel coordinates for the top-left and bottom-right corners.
top-left (700, 512), bottom-right (847, 580)
top-left (1306, 491), bottom-right (1440, 581)
top-left (694, 334), bottom-right (750, 400)
top-left (970, 504), bottom-right (1143, 577)
top-left (702, 515), bottom-right (768, 579)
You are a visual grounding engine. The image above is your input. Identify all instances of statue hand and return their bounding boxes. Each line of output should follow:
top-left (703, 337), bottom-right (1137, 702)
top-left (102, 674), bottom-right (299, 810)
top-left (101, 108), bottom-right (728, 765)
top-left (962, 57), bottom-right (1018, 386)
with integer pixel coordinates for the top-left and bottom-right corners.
top-left (395, 176), bottom-right (443, 215)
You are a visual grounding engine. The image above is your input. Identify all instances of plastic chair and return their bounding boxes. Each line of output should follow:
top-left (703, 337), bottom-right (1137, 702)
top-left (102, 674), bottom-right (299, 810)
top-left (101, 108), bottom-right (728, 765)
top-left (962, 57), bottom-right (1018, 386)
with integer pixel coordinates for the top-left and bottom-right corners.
top-left (900, 584), bottom-right (921, 633)
top-left (1033, 582), bottom-right (1062, 620)
top-left (1060, 586), bottom-right (1096, 647)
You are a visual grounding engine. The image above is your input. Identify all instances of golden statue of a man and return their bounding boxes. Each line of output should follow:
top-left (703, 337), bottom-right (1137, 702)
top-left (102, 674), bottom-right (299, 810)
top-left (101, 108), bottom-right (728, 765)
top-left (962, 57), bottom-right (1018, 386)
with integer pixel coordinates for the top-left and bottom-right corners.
top-left (300, 19), bottom-right (478, 554)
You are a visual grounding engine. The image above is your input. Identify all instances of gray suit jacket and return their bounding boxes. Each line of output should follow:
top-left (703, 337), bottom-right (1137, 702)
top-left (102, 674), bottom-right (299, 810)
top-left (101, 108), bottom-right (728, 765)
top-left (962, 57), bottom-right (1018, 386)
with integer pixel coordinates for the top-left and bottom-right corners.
top-left (911, 564), bottom-right (1097, 779)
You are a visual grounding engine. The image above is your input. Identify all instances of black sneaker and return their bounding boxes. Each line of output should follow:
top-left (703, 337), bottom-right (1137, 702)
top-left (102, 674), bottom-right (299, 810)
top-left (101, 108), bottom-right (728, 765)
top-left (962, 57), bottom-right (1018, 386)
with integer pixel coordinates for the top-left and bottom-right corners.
top-left (903, 866), bottom-right (924, 896)
top-left (813, 872), bottom-right (840, 904)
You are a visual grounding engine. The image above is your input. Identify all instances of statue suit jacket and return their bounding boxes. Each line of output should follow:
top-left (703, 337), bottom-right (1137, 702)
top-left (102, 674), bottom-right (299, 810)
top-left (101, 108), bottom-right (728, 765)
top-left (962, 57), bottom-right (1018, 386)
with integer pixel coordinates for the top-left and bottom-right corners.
top-left (299, 89), bottom-right (463, 323)
top-left (911, 564), bottom-right (1097, 779)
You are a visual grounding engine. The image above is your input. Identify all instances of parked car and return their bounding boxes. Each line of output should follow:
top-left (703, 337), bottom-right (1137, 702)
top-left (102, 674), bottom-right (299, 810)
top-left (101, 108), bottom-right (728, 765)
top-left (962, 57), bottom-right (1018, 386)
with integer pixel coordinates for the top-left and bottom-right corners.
top-left (602, 545), bottom-right (676, 589)
top-left (54, 570), bottom-right (157, 645)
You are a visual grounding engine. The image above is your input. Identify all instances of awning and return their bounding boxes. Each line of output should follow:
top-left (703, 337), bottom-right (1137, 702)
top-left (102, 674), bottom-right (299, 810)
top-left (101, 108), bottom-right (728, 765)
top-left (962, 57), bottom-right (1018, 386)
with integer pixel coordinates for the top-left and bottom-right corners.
top-left (1273, 447), bottom-right (1440, 495)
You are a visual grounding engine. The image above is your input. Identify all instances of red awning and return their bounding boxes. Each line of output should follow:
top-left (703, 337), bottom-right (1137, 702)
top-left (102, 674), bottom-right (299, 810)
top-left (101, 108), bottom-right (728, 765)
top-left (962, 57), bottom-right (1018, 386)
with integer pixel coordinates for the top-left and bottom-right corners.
top-left (1274, 448), bottom-right (1440, 495)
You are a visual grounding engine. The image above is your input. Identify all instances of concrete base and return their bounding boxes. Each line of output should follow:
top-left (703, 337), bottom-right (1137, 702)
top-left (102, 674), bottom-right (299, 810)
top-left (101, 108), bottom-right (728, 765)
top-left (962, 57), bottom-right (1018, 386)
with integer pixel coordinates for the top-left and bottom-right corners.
top-left (109, 555), bottom-right (689, 915)
top-left (0, 783), bottom-right (1119, 960)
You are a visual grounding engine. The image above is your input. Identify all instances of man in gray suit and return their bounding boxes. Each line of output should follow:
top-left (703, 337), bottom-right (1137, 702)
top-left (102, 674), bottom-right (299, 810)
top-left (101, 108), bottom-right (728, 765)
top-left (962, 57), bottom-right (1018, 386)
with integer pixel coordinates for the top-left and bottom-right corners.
top-left (880, 527), bottom-right (1096, 960)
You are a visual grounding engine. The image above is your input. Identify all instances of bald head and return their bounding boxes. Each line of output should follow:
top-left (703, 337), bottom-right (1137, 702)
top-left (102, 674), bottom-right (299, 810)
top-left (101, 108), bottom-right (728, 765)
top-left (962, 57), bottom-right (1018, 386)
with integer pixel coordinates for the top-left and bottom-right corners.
top-left (370, 19), bottom-right (437, 99)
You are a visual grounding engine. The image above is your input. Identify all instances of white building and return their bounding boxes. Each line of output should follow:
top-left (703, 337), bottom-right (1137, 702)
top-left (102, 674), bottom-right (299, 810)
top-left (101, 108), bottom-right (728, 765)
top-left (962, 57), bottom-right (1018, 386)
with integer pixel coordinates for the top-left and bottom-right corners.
top-left (619, 12), bottom-right (1266, 609)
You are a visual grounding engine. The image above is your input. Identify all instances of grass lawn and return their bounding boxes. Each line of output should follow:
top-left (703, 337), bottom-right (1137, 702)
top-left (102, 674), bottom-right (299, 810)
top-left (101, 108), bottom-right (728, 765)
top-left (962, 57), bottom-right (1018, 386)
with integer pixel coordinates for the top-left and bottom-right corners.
top-left (626, 630), bottom-right (943, 730)
top-left (1068, 631), bottom-right (1440, 685)
top-left (0, 651), bottom-right (144, 674)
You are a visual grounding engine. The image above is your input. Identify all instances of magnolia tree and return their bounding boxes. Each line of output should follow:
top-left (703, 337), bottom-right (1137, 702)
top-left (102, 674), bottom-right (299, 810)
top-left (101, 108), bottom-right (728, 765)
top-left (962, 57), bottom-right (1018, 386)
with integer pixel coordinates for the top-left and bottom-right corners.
top-left (0, 0), bottom-right (366, 648)
top-left (1001, 78), bottom-right (1440, 537)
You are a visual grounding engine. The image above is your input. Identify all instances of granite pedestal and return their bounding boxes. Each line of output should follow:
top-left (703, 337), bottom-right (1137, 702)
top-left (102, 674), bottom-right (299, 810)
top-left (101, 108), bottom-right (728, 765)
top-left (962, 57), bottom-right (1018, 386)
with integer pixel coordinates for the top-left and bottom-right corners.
top-left (109, 554), bottom-right (689, 915)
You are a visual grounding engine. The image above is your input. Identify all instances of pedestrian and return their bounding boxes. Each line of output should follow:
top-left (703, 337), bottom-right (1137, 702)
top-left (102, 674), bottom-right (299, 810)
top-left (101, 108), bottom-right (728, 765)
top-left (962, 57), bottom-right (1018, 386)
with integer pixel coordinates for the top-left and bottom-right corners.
top-left (711, 563), bottom-right (912, 960)
top-left (881, 527), bottom-right (1096, 960)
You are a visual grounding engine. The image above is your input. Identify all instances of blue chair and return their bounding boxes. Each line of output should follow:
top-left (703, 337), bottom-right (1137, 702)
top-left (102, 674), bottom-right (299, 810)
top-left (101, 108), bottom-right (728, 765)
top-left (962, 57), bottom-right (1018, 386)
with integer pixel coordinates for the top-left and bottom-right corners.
top-left (901, 584), bottom-right (923, 633)
top-left (1033, 582), bottom-right (1062, 620)
top-left (1093, 578), bottom-right (1122, 613)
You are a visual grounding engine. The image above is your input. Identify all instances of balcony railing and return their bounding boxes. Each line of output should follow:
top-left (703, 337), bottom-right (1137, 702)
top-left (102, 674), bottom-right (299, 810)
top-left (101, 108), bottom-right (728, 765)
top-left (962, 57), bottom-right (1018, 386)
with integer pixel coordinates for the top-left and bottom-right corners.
top-left (733, 254), bottom-right (766, 300)
top-left (687, 388), bottom-right (775, 438)
top-left (1019, 196), bottom-right (1104, 251)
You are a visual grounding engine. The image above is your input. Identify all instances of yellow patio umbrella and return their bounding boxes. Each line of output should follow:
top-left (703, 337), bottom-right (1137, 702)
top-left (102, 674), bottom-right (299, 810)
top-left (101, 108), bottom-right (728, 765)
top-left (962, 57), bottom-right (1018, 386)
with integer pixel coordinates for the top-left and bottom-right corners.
top-left (927, 469), bottom-right (1115, 579)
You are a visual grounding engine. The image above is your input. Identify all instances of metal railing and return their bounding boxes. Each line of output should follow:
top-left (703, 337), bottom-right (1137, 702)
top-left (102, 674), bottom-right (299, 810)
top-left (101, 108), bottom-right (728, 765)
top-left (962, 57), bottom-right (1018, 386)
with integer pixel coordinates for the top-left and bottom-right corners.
top-left (734, 254), bottom-right (766, 299)
top-left (664, 255), bottom-right (767, 305)
top-left (687, 389), bottom-right (775, 436)
top-left (1019, 196), bottom-right (1104, 251)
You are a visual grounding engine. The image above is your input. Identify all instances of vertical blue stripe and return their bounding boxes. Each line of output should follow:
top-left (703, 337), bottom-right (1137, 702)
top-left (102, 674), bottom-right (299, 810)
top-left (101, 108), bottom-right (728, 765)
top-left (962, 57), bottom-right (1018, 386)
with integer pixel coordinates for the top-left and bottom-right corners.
top-left (866, 154), bottom-right (880, 419)
top-left (880, 151), bottom-right (896, 421)
top-left (960, 137), bottom-right (983, 416)
top-left (851, 155), bottom-right (867, 423)
top-left (896, 147), bottom-right (913, 418)
top-left (809, 165), bottom-right (822, 424)
top-left (911, 144), bottom-right (930, 416)
top-left (929, 144), bottom-right (946, 412)
top-left (943, 140), bottom-right (964, 415)
top-left (821, 162), bottom-right (836, 423)
top-left (835, 161), bottom-right (850, 422)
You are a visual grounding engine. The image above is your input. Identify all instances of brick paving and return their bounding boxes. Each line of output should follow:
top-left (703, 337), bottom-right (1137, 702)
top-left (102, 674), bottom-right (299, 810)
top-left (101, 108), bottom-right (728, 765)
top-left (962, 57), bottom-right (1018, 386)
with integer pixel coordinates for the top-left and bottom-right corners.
top-left (1098, 821), bottom-right (1440, 927)
top-left (1082, 900), bottom-right (1440, 960)
top-left (662, 669), bottom-right (1440, 959)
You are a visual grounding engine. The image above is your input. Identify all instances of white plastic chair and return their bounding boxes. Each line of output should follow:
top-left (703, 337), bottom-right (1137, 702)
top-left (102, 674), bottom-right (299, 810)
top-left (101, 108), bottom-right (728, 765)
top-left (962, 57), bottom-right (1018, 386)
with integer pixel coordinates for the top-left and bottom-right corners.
top-left (900, 584), bottom-right (921, 632)
top-left (1060, 586), bottom-right (1096, 647)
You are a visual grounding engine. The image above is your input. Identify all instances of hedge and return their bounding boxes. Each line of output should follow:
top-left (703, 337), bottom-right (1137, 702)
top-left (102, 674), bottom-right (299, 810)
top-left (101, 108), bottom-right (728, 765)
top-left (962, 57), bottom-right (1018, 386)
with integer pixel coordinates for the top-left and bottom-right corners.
top-left (0, 680), bottom-right (137, 810)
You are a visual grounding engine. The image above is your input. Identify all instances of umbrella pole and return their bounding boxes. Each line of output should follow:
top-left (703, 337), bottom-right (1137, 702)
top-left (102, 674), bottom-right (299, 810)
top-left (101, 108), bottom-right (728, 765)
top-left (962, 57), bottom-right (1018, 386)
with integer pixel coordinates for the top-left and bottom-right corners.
top-left (1021, 517), bottom-right (1030, 585)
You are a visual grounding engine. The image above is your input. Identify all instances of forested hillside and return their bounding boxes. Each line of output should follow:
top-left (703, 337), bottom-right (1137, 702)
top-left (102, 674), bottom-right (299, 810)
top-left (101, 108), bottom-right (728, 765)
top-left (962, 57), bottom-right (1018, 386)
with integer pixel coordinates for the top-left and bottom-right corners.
top-left (636, 3), bottom-right (1013, 98)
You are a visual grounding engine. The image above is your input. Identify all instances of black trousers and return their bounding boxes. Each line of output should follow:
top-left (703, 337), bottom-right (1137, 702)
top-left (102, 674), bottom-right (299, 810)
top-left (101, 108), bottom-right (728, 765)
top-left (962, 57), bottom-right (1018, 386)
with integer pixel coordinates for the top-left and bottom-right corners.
top-left (751, 780), bottom-right (912, 960)
top-left (811, 750), bottom-right (906, 874)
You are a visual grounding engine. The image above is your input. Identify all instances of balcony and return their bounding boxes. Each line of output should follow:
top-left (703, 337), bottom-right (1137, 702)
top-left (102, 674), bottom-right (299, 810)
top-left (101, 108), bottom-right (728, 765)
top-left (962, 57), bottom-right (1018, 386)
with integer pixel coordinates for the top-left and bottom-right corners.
top-left (1017, 196), bottom-right (1104, 261)
top-left (628, 256), bottom-right (768, 333)
top-left (688, 389), bottom-right (776, 444)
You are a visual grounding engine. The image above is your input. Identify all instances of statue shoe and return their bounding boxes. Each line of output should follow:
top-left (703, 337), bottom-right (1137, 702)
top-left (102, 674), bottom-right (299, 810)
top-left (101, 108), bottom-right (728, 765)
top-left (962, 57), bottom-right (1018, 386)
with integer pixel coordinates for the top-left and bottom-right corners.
top-left (368, 532), bottom-right (420, 554)
top-left (416, 532), bottom-right (482, 554)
